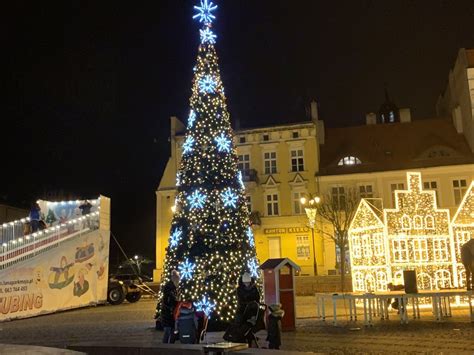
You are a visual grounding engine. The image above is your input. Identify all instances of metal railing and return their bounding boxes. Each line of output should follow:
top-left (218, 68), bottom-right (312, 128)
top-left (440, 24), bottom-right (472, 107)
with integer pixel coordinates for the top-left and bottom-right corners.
top-left (0, 211), bottom-right (100, 270)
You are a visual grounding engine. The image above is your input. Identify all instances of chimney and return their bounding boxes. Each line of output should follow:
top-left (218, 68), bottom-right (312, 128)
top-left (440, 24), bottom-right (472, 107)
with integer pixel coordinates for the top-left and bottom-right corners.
top-left (399, 108), bottom-right (411, 123)
top-left (366, 112), bottom-right (377, 125)
top-left (310, 100), bottom-right (319, 122)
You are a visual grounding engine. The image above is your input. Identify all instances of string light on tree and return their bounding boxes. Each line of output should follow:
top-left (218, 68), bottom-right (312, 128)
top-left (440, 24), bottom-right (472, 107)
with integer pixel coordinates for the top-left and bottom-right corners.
top-left (157, 0), bottom-right (261, 323)
top-left (237, 171), bottom-right (245, 189)
top-left (246, 227), bottom-right (255, 247)
top-left (214, 132), bottom-right (231, 152)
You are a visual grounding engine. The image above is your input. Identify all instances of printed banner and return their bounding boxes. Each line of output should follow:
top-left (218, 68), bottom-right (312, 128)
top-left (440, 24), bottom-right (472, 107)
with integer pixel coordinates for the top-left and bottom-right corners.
top-left (0, 229), bottom-right (110, 321)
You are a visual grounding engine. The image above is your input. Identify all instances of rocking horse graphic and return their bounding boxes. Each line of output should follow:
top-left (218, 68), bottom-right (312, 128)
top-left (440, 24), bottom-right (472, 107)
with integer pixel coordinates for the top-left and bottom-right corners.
top-left (461, 239), bottom-right (474, 290)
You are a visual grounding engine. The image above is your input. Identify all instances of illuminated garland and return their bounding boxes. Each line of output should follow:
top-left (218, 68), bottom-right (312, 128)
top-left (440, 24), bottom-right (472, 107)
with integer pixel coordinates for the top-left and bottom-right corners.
top-left (157, 0), bottom-right (260, 322)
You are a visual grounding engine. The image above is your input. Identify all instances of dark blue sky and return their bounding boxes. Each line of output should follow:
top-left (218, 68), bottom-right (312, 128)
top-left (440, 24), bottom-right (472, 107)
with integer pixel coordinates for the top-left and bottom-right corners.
top-left (2, 0), bottom-right (473, 260)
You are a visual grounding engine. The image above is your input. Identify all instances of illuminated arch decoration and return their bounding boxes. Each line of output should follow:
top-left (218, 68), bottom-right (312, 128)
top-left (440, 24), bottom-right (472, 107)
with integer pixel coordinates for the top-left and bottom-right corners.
top-left (348, 172), bottom-right (474, 293)
top-left (338, 156), bottom-right (362, 166)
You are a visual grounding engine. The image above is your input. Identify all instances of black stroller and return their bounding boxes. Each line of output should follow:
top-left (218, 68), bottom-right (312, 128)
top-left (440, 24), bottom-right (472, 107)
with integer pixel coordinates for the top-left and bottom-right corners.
top-left (223, 301), bottom-right (266, 347)
top-left (174, 301), bottom-right (209, 344)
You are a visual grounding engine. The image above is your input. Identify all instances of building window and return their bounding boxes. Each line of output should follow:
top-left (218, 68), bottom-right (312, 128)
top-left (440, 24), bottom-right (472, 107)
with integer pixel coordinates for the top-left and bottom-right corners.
top-left (264, 152), bottom-right (277, 174)
top-left (455, 231), bottom-right (471, 256)
top-left (391, 183), bottom-right (404, 206)
top-left (352, 236), bottom-right (362, 258)
top-left (338, 156), bottom-right (362, 166)
top-left (452, 179), bottom-right (467, 205)
top-left (238, 154), bottom-right (250, 171)
top-left (331, 186), bottom-right (346, 209)
top-left (412, 239), bottom-right (428, 261)
top-left (296, 235), bottom-right (310, 260)
top-left (373, 233), bottom-right (384, 256)
top-left (376, 272), bottom-right (387, 291)
top-left (245, 195), bottom-right (252, 213)
top-left (266, 193), bottom-right (279, 216)
top-left (423, 181), bottom-right (439, 205)
top-left (392, 239), bottom-right (408, 262)
top-left (425, 215), bottom-right (435, 229)
top-left (435, 270), bottom-right (451, 289)
top-left (239, 136), bottom-right (246, 144)
top-left (401, 215), bottom-right (411, 230)
top-left (262, 134), bottom-right (269, 141)
top-left (433, 238), bottom-right (449, 261)
top-left (417, 273), bottom-right (432, 290)
top-left (292, 191), bottom-right (305, 215)
top-left (292, 131), bottom-right (299, 139)
top-left (361, 234), bottom-right (372, 258)
top-left (413, 215), bottom-right (423, 229)
top-left (290, 149), bottom-right (304, 172)
top-left (354, 272), bottom-right (364, 291)
top-left (359, 184), bottom-right (374, 198)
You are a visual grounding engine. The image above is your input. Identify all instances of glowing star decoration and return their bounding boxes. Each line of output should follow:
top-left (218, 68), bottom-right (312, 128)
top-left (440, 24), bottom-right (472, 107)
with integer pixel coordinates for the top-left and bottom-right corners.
top-left (187, 190), bottom-right (207, 210)
top-left (246, 227), bottom-right (255, 247)
top-left (247, 258), bottom-right (259, 278)
top-left (170, 228), bottom-right (183, 248)
top-left (193, 0), bottom-right (218, 25)
top-left (195, 296), bottom-right (216, 317)
top-left (221, 188), bottom-right (238, 208)
top-left (200, 27), bottom-right (217, 44)
top-left (178, 259), bottom-right (196, 280)
top-left (188, 110), bottom-right (196, 128)
top-left (183, 136), bottom-right (195, 154)
top-left (214, 133), bottom-right (231, 152)
top-left (199, 75), bottom-right (217, 94)
top-left (237, 171), bottom-right (245, 189)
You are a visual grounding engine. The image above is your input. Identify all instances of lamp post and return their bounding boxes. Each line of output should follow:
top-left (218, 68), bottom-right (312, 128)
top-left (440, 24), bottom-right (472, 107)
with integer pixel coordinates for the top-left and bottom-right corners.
top-left (300, 195), bottom-right (321, 276)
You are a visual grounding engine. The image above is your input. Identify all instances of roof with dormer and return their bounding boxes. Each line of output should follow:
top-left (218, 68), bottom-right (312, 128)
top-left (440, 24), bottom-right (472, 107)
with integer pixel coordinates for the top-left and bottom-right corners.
top-left (318, 118), bottom-right (474, 176)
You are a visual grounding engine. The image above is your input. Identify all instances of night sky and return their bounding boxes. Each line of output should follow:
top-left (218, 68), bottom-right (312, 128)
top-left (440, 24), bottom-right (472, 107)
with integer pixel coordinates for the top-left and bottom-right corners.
top-left (2, 1), bottom-right (473, 262)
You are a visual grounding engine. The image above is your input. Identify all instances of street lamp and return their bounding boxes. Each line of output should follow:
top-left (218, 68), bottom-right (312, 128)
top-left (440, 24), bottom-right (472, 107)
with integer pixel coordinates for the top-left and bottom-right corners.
top-left (300, 194), bottom-right (321, 276)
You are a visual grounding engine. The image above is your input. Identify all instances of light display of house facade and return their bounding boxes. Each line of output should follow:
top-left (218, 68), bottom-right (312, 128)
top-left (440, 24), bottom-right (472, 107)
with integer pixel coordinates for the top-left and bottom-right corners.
top-left (349, 171), bottom-right (474, 292)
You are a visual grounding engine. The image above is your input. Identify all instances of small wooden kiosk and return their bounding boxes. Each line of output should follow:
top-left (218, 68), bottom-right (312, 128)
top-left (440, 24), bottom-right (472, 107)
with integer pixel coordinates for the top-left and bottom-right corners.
top-left (260, 258), bottom-right (300, 331)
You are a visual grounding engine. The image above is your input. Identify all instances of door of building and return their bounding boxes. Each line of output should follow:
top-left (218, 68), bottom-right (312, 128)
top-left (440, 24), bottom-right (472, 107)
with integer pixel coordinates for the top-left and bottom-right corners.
top-left (268, 237), bottom-right (281, 258)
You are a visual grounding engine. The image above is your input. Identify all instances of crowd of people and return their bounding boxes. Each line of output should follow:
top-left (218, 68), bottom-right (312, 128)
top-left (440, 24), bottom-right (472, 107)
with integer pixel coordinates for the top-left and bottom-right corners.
top-left (157, 270), bottom-right (284, 349)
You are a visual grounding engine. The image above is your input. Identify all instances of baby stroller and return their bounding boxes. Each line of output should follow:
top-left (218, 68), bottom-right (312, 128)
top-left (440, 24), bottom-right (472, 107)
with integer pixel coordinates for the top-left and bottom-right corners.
top-left (174, 301), bottom-right (209, 344)
top-left (223, 301), bottom-right (266, 347)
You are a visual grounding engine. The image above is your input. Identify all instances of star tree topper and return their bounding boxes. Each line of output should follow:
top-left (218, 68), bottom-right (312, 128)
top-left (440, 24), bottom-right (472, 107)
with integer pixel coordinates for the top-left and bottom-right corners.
top-left (193, 0), bottom-right (218, 25)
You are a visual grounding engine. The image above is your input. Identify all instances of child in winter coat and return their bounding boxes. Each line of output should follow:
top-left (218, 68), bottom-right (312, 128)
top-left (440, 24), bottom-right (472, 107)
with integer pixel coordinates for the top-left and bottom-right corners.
top-left (267, 303), bottom-right (284, 350)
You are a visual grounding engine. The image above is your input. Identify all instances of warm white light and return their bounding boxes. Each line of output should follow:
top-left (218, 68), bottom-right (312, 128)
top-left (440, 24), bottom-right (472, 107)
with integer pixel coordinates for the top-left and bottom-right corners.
top-left (300, 197), bottom-right (307, 205)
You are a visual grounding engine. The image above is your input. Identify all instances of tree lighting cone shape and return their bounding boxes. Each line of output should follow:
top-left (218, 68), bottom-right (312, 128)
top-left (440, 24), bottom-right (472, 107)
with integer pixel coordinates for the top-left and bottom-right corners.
top-left (157, 1), bottom-right (259, 323)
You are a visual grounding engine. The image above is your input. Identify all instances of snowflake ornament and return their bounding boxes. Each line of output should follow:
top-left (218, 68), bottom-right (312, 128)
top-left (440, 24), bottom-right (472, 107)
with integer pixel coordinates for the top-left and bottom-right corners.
top-left (246, 227), bottom-right (255, 247)
top-left (193, 0), bottom-right (218, 25)
top-left (221, 188), bottom-right (238, 208)
top-left (188, 110), bottom-right (196, 128)
top-left (170, 227), bottom-right (183, 248)
top-left (237, 171), bottom-right (245, 189)
top-left (187, 190), bottom-right (207, 209)
top-left (195, 296), bottom-right (216, 317)
top-left (214, 132), bottom-right (231, 152)
top-left (247, 258), bottom-right (259, 278)
top-left (178, 259), bottom-right (196, 280)
top-left (199, 75), bottom-right (217, 93)
top-left (200, 27), bottom-right (217, 44)
top-left (183, 136), bottom-right (195, 154)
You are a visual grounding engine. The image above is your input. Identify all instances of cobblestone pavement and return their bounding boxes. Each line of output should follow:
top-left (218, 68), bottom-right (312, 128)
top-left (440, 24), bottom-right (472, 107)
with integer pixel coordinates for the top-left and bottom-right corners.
top-left (0, 299), bottom-right (473, 354)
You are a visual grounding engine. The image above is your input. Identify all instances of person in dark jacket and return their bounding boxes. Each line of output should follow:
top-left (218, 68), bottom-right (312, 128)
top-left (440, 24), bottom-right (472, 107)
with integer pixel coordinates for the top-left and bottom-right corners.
top-left (29, 202), bottom-right (41, 233)
top-left (160, 270), bottom-right (180, 343)
top-left (236, 272), bottom-right (260, 324)
top-left (267, 303), bottom-right (284, 349)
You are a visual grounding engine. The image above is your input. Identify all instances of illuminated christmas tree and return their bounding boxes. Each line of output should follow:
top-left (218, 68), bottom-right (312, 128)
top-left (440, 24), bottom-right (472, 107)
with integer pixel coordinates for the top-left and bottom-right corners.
top-left (158, 0), bottom-right (259, 322)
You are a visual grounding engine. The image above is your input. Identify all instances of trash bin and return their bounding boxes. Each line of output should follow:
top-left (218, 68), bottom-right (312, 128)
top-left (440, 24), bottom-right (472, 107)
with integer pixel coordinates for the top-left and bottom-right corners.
top-left (403, 270), bottom-right (418, 293)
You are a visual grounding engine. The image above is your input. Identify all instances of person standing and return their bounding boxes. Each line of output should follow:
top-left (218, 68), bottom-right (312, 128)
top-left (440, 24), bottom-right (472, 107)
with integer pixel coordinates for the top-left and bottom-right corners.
top-left (160, 270), bottom-right (180, 343)
top-left (29, 202), bottom-right (41, 233)
top-left (79, 200), bottom-right (93, 228)
top-left (267, 303), bottom-right (284, 350)
top-left (236, 272), bottom-right (260, 324)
